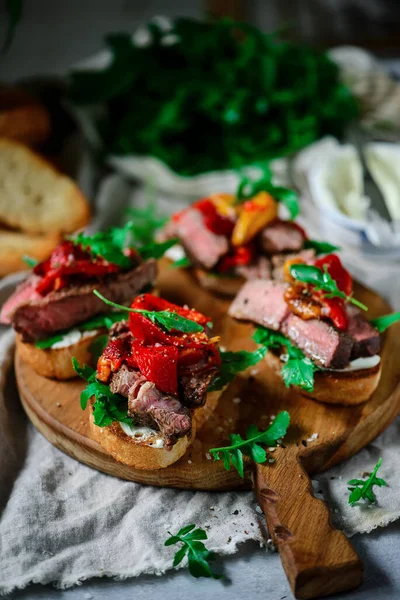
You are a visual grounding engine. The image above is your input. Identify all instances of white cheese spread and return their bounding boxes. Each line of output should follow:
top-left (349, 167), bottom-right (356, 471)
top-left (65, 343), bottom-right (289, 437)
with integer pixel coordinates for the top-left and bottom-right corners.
top-left (324, 355), bottom-right (381, 372)
top-left (119, 421), bottom-right (164, 448)
top-left (51, 329), bottom-right (99, 349)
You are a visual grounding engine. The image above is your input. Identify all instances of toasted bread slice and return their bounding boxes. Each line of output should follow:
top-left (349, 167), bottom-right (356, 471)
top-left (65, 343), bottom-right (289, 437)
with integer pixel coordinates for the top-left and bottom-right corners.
top-left (265, 350), bottom-right (382, 406)
top-left (194, 268), bottom-right (244, 297)
top-left (15, 330), bottom-right (103, 380)
top-left (0, 138), bottom-right (90, 234)
top-left (0, 229), bottom-right (60, 276)
top-left (0, 87), bottom-right (51, 147)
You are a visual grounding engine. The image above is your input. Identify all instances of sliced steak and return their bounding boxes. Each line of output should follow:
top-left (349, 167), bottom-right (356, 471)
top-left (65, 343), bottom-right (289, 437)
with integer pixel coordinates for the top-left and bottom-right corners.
top-left (281, 313), bottom-right (352, 369)
top-left (229, 280), bottom-right (289, 330)
top-left (347, 306), bottom-right (381, 359)
top-left (272, 249), bottom-right (315, 281)
top-left (173, 209), bottom-right (229, 269)
top-left (236, 256), bottom-right (272, 281)
top-left (0, 276), bottom-right (41, 325)
top-left (259, 220), bottom-right (305, 255)
top-left (9, 260), bottom-right (157, 342)
top-left (179, 369), bottom-right (218, 408)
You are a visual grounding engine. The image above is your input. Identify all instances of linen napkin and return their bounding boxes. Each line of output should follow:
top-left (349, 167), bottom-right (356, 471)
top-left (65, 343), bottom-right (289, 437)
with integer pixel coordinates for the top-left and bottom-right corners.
top-left (1, 175), bottom-right (400, 595)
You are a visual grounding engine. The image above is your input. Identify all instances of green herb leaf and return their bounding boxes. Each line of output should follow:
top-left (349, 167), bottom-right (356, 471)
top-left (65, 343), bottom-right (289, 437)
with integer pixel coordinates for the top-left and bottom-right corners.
top-left (304, 240), bottom-right (340, 255)
top-left (236, 171), bottom-right (299, 219)
top-left (253, 326), bottom-right (317, 392)
top-left (93, 290), bottom-right (204, 334)
top-left (125, 201), bottom-right (168, 247)
top-left (209, 411), bottom-right (290, 477)
top-left (170, 255), bottom-right (193, 269)
top-left (72, 231), bottom-right (132, 269)
top-left (209, 347), bottom-right (268, 392)
top-left (347, 458), bottom-right (387, 507)
top-left (35, 334), bottom-right (65, 350)
top-left (22, 255), bottom-right (39, 268)
top-left (370, 312), bottom-right (400, 333)
top-left (165, 525), bottom-right (221, 579)
top-left (139, 238), bottom-right (177, 260)
top-left (72, 358), bottom-right (131, 424)
top-left (289, 263), bottom-right (368, 311)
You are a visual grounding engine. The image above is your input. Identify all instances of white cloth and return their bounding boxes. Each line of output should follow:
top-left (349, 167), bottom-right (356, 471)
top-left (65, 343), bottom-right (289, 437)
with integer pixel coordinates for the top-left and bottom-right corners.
top-left (1, 176), bottom-right (400, 595)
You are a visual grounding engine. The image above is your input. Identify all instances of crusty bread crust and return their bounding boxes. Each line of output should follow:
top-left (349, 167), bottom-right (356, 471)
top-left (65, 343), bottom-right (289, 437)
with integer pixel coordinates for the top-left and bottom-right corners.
top-left (0, 138), bottom-right (90, 235)
top-left (265, 350), bottom-right (381, 406)
top-left (0, 229), bottom-right (60, 276)
top-left (16, 331), bottom-right (102, 380)
top-left (0, 87), bottom-right (51, 146)
top-left (89, 408), bottom-right (196, 470)
top-left (194, 268), bottom-right (244, 297)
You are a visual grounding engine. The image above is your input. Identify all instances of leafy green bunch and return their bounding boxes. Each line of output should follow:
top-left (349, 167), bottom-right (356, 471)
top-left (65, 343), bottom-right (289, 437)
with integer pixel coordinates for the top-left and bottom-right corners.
top-left (165, 525), bottom-right (220, 579)
top-left (69, 18), bottom-right (358, 176)
top-left (253, 327), bottom-right (317, 392)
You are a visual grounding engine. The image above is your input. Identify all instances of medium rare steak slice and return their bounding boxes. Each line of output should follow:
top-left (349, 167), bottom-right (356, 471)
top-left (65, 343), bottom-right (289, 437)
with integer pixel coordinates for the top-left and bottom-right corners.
top-left (235, 256), bottom-right (272, 281)
top-left (179, 369), bottom-right (217, 407)
top-left (272, 249), bottom-right (315, 281)
top-left (10, 259), bottom-right (157, 342)
top-left (259, 220), bottom-right (305, 254)
top-left (229, 280), bottom-right (289, 330)
top-left (110, 365), bottom-right (191, 449)
top-left (0, 276), bottom-right (41, 324)
top-left (173, 209), bottom-right (229, 269)
top-left (282, 314), bottom-right (352, 369)
top-left (347, 306), bottom-right (381, 359)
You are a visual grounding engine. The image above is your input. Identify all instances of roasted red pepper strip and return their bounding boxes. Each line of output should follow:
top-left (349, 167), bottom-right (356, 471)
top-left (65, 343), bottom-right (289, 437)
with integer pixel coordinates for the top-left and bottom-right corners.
top-left (97, 336), bottom-right (134, 382)
top-left (132, 342), bottom-right (179, 395)
top-left (172, 199), bottom-right (235, 237)
top-left (314, 254), bottom-right (352, 296)
top-left (318, 295), bottom-right (349, 331)
top-left (217, 244), bottom-right (255, 274)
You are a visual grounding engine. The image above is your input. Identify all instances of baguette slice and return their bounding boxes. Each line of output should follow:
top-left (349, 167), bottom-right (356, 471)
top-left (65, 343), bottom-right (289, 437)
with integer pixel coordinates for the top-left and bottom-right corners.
top-left (194, 268), bottom-right (244, 298)
top-left (0, 87), bottom-right (51, 147)
top-left (0, 229), bottom-right (60, 276)
top-left (89, 386), bottom-right (222, 469)
top-left (0, 138), bottom-right (90, 234)
top-left (265, 350), bottom-right (382, 406)
top-left (16, 330), bottom-right (103, 380)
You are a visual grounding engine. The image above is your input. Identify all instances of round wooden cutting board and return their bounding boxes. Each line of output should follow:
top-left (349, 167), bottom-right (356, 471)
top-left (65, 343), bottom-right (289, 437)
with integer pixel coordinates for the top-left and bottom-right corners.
top-left (15, 261), bottom-right (400, 599)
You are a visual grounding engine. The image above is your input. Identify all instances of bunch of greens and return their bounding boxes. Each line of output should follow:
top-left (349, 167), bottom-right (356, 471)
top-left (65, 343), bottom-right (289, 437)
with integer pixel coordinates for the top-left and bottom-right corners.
top-left (165, 524), bottom-right (221, 579)
top-left (347, 458), bottom-right (387, 507)
top-left (253, 327), bottom-right (317, 392)
top-left (69, 18), bottom-right (358, 176)
top-left (73, 359), bottom-right (131, 427)
top-left (209, 410), bottom-right (290, 477)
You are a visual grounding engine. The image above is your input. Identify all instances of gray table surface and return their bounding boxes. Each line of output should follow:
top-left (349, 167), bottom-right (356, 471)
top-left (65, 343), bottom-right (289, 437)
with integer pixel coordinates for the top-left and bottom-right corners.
top-left (2, 4), bottom-right (400, 599)
top-left (8, 520), bottom-right (400, 600)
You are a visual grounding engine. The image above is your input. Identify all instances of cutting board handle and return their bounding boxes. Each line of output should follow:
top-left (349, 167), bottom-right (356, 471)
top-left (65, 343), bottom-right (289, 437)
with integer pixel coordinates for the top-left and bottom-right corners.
top-left (255, 450), bottom-right (363, 600)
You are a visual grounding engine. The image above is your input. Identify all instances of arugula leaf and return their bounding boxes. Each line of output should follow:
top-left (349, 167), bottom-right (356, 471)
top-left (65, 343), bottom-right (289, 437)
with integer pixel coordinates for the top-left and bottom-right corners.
top-left (125, 201), bottom-right (167, 247)
top-left (35, 312), bottom-right (126, 349)
top-left (22, 255), bottom-right (39, 268)
top-left (209, 347), bottom-right (268, 392)
top-left (170, 255), bottom-right (193, 269)
top-left (370, 312), bottom-right (400, 333)
top-left (347, 458), bottom-right (387, 507)
top-left (253, 326), bottom-right (317, 392)
top-left (72, 358), bottom-right (131, 425)
top-left (304, 240), bottom-right (340, 255)
top-left (72, 231), bottom-right (132, 269)
top-left (165, 525), bottom-right (221, 579)
top-left (209, 411), bottom-right (290, 477)
top-left (289, 263), bottom-right (368, 311)
top-left (93, 290), bottom-right (204, 334)
top-left (139, 238), bottom-right (177, 260)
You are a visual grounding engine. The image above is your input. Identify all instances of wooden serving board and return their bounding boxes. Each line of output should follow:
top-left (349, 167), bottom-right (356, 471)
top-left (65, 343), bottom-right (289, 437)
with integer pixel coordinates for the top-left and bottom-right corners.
top-left (15, 260), bottom-right (400, 599)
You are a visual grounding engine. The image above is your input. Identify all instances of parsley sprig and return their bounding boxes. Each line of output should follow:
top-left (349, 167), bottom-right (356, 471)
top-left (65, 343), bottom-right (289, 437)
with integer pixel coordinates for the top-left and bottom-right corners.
top-left (289, 263), bottom-right (367, 311)
top-left (93, 290), bottom-right (204, 334)
top-left (72, 359), bottom-right (131, 426)
top-left (370, 312), bottom-right (400, 333)
top-left (209, 411), bottom-right (290, 478)
top-left (347, 458), bottom-right (387, 507)
top-left (35, 312), bottom-right (126, 349)
top-left (303, 240), bottom-right (340, 255)
top-left (165, 524), bottom-right (220, 579)
top-left (208, 347), bottom-right (268, 392)
top-left (253, 327), bottom-right (317, 392)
